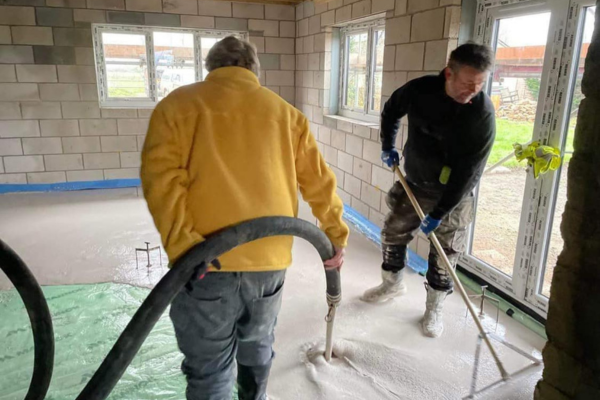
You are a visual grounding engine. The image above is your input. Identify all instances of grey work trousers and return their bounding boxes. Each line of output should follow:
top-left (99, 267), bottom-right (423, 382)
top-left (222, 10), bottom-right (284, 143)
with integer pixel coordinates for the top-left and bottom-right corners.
top-left (170, 270), bottom-right (286, 400)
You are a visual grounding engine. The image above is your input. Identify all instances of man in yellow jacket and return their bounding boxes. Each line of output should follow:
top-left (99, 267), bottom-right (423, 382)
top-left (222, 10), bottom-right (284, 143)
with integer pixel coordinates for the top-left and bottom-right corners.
top-left (141, 36), bottom-right (349, 400)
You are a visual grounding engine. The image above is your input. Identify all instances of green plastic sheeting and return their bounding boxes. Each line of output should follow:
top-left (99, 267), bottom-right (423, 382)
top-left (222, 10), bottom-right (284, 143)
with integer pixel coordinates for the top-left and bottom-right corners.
top-left (456, 270), bottom-right (547, 340)
top-left (0, 283), bottom-right (238, 400)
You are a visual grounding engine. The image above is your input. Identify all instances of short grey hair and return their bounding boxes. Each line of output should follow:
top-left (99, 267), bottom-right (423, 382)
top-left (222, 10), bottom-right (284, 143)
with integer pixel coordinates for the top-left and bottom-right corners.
top-left (205, 36), bottom-right (261, 77)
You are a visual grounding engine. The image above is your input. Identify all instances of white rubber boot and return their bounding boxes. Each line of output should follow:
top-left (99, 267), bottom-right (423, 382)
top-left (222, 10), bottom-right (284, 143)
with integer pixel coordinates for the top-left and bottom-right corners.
top-left (421, 286), bottom-right (449, 338)
top-left (361, 270), bottom-right (407, 303)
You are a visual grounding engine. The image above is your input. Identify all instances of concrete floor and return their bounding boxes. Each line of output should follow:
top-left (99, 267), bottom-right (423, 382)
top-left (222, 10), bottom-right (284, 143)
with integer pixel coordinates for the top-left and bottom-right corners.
top-left (0, 189), bottom-right (546, 399)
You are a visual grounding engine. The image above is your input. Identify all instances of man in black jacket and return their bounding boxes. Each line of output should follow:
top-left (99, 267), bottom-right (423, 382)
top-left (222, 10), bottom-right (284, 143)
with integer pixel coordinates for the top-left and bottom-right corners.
top-left (362, 43), bottom-right (496, 338)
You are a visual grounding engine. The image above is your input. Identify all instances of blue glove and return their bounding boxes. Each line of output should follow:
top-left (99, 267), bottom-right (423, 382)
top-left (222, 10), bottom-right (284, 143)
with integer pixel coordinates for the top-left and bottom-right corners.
top-left (381, 149), bottom-right (400, 168)
top-left (420, 215), bottom-right (442, 236)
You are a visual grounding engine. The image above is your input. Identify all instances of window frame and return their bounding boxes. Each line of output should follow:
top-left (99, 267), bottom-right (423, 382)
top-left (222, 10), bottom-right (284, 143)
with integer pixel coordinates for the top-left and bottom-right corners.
top-left (460, 0), bottom-right (594, 319)
top-left (338, 19), bottom-right (385, 122)
top-left (92, 24), bottom-right (247, 109)
top-left (368, 27), bottom-right (385, 114)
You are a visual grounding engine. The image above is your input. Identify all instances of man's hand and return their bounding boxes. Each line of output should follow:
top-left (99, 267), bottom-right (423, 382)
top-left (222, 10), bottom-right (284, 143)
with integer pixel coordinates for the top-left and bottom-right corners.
top-left (324, 247), bottom-right (345, 270)
top-left (381, 149), bottom-right (400, 168)
top-left (420, 215), bottom-right (442, 236)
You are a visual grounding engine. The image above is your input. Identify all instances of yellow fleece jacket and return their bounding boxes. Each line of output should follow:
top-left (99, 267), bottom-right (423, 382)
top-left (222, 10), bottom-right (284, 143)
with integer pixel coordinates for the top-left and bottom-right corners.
top-left (141, 66), bottom-right (349, 272)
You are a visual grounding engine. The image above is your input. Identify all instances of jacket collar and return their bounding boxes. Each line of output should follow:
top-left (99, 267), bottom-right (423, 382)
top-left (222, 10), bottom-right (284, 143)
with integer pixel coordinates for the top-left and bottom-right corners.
top-left (205, 66), bottom-right (261, 90)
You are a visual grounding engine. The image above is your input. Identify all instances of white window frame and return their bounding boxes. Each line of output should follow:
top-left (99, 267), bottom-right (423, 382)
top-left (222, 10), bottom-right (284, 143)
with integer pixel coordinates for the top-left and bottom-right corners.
top-left (92, 24), bottom-right (247, 108)
top-left (338, 19), bottom-right (385, 122)
top-left (525, 0), bottom-right (596, 313)
top-left (461, 0), bottom-right (595, 318)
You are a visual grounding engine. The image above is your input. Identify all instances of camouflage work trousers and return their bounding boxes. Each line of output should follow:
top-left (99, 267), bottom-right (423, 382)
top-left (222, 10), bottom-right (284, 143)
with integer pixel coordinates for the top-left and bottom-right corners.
top-left (381, 181), bottom-right (475, 292)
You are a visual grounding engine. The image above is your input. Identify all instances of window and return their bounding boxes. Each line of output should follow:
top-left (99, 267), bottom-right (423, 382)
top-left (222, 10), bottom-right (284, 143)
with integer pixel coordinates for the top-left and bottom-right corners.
top-left (92, 24), bottom-right (247, 108)
top-left (460, 0), bottom-right (596, 318)
top-left (339, 20), bottom-right (385, 120)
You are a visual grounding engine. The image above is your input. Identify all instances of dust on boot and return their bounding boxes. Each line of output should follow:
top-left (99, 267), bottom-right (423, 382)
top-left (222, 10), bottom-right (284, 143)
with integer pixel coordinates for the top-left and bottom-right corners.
top-left (421, 283), bottom-right (449, 338)
top-left (361, 269), bottom-right (407, 303)
top-left (237, 361), bottom-right (272, 400)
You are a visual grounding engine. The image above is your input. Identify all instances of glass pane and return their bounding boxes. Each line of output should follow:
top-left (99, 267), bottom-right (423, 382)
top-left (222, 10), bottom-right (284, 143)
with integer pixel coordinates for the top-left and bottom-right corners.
top-left (471, 13), bottom-right (551, 276)
top-left (541, 6), bottom-right (595, 297)
top-left (370, 29), bottom-right (385, 113)
top-left (357, 72), bottom-right (366, 109)
top-left (154, 32), bottom-right (196, 101)
top-left (344, 32), bottom-right (368, 110)
top-left (102, 33), bottom-right (149, 98)
top-left (201, 37), bottom-right (219, 79)
top-left (346, 71), bottom-right (357, 108)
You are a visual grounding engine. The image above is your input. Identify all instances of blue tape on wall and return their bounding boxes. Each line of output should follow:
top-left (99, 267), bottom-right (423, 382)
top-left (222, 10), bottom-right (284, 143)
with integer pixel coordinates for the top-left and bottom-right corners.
top-left (0, 179), bottom-right (141, 194)
top-left (343, 205), bottom-right (428, 275)
top-left (0, 179), bottom-right (428, 274)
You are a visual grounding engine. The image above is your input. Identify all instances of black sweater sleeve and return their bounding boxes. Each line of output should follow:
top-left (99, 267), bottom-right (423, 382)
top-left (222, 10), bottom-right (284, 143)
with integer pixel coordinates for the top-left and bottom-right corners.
top-left (380, 82), bottom-right (412, 151)
top-left (430, 111), bottom-right (496, 220)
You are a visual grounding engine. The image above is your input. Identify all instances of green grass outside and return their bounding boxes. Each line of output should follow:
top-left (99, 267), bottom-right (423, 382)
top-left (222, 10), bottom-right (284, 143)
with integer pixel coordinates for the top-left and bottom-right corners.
top-left (488, 118), bottom-right (575, 169)
top-left (107, 72), bottom-right (147, 98)
top-left (107, 77), bottom-right (147, 98)
top-left (108, 87), bottom-right (147, 97)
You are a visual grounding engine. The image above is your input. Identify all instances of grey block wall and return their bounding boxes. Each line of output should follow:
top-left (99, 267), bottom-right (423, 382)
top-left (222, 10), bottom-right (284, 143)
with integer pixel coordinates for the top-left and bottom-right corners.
top-left (0, 0), bottom-right (462, 257)
top-left (0, 0), bottom-right (295, 185)
top-left (294, 0), bottom-right (461, 258)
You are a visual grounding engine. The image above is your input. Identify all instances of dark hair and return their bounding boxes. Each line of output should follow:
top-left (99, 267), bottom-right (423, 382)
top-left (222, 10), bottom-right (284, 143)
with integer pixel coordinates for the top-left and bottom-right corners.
top-left (448, 43), bottom-right (494, 72)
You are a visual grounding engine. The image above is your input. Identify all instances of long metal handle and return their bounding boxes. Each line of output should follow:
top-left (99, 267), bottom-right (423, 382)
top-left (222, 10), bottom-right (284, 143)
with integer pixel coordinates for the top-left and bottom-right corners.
top-left (393, 166), bottom-right (509, 380)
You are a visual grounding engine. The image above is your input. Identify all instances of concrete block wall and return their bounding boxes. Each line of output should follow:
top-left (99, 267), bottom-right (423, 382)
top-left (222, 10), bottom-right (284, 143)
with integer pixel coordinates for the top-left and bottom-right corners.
top-left (295, 0), bottom-right (461, 258)
top-left (0, 0), bottom-right (461, 260)
top-left (0, 0), bottom-right (295, 185)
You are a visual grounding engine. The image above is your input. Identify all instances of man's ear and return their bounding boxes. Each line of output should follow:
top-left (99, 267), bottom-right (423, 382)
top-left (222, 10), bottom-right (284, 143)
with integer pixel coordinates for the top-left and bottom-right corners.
top-left (444, 67), bottom-right (452, 80)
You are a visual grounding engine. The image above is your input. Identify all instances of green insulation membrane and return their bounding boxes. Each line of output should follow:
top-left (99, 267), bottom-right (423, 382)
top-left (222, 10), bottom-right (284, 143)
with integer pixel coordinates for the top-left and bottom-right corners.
top-left (456, 270), bottom-right (547, 340)
top-left (0, 283), bottom-right (238, 400)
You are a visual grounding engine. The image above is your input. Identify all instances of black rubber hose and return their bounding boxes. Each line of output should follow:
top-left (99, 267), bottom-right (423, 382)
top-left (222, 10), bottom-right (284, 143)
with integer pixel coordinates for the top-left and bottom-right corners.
top-left (76, 216), bottom-right (339, 400)
top-left (0, 239), bottom-right (54, 400)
